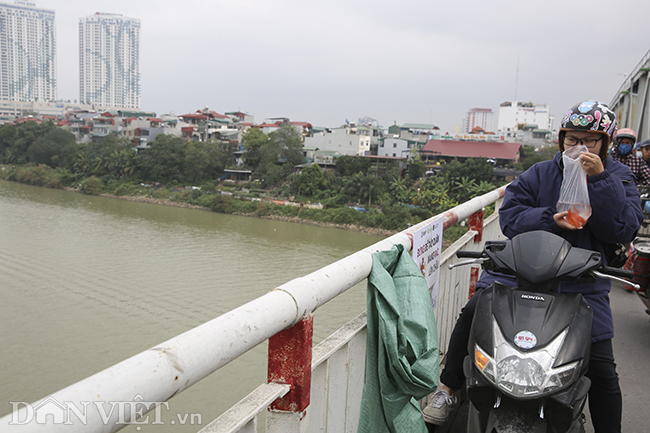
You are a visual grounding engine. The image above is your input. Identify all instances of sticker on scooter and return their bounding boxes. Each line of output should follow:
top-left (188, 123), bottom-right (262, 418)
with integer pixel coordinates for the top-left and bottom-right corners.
top-left (514, 330), bottom-right (537, 349)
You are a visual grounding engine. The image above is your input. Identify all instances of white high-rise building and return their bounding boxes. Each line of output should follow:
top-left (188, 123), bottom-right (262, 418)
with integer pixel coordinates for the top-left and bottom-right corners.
top-left (497, 101), bottom-right (553, 132)
top-left (0, 1), bottom-right (57, 102)
top-left (462, 108), bottom-right (493, 133)
top-left (79, 12), bottom-right (140, 109)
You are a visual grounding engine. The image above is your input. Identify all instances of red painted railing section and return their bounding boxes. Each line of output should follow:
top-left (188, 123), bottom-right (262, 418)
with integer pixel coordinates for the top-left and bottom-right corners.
top-left (468, 209), bottom-right (485, 242)
top-left (268, 315), bottom-right (314, 413)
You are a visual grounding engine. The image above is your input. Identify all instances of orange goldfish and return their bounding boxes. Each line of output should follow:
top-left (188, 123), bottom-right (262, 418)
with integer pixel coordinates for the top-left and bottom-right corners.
top-left (565, 207), bottom-right (586, 229)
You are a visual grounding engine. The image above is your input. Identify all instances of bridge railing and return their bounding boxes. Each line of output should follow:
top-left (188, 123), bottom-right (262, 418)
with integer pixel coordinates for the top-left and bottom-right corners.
top-left (0, 186), bottom-right (507, 433)
top-left (610, 47), bottom-right (650, 109)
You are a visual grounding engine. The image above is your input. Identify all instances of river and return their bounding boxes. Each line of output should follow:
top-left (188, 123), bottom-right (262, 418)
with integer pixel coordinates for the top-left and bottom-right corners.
top-left (0, 180), bottom-right (385, 432)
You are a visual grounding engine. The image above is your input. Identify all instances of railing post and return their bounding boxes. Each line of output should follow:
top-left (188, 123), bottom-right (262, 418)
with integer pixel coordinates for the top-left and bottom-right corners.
top-left (267, 315), bottom-right (313, 431)
top-left (467, 209), bottom-right (485, 300)
top-left (468, 209), bottom-right (485, 242)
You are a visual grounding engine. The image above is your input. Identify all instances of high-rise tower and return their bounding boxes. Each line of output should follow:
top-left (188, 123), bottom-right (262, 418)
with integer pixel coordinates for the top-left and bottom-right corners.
top-left (462, 108), bottom-right (493, 133)
top-left (0, 1), bottom-right (57, 102)
top-left (79, 12), bottom-right (140, 109)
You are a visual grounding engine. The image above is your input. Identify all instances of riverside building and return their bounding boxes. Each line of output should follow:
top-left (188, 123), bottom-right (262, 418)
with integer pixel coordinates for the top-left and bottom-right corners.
top-left (0, 1), bottom-right (57, 103)
top-left (79, 12), bottom-right (141, 109)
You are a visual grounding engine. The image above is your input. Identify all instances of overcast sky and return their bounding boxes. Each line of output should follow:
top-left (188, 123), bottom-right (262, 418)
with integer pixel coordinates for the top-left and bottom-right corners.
top-left (37, 0), bottom-right (650, 133)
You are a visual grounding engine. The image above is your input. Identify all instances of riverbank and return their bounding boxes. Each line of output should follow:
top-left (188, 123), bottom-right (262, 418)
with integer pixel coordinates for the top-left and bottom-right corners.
top-left (89, 190), bottom-right (398, 237)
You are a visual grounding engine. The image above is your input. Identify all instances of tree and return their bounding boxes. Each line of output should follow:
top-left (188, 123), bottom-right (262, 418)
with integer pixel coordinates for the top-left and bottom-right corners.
top-left (407, 153), bottom-right (425, 181)
top-left (252, 123), bottom-right (306, 187)
top-left (292, 163), bottom-right (327, 197)
top-left (359, 174), bottom-right (376, 207)
top-left (86, 134), bottom-right (125, 161)
top-left (341, 175), bottom-right (358, 205)
top-left (0, 125), bottom-right (17, 159)
top-left (440, 158), bottom-right (494, 186)
top-left (335, 155), bottom-right (373, 177)
top-left (184, 140), bottom-right (234, 182)
top-left (2, 120), bottom-right (57, 164)
top-left (185, 141), bottom-right (220, 183)
top-left (105, 148), bottom-right (139, 179)
top-left (389, 177), bottom-right (410, 204)
top-left (453, 176), bottom-right (478, 202)
top-left (241, 128), bottom-right (269, 169)
top-left (27, 128), bottom-right (76, 167)
top-left (515, 145), bottom-right (558, 170)
top-left (268, 122), bottom-right (305, 166)
top-left (140, 135), bottom-right (186, 184)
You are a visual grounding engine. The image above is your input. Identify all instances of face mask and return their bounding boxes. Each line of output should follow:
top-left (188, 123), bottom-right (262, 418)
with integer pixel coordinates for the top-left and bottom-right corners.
top-left (637, 151), bottom-right (643, 158)
top-left (618, 143), bottom-right (633, 155)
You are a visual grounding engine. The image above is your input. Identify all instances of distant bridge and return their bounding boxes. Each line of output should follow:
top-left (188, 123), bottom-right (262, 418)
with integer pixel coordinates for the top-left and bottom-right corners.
top-left (609, 48), bottom-right (650, 140)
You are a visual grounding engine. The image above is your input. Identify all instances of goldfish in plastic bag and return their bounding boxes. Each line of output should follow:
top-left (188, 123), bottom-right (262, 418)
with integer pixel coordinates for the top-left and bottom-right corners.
top-left (565, 206), bottom-right (587, 229)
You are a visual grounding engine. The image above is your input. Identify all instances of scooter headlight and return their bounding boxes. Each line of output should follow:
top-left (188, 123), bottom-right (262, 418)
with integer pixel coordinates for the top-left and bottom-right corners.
top-left (473, 319), bottom-right (582, 398)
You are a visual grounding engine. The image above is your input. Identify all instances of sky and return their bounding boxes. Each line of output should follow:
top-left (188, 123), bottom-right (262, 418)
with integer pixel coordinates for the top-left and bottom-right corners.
top-left (34, 0), bottom-right (650, 133)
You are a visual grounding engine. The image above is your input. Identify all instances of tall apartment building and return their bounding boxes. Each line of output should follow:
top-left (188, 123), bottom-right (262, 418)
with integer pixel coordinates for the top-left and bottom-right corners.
top-left (79, 12), bottom-right (140, 109)
top-left (462, 108), bottom-right (493, 133)
top-left (0, 1), bottom-right (57, 102)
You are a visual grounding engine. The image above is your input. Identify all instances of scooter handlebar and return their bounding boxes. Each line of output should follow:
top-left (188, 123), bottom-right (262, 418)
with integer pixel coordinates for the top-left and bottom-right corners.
top-left (599, 265), bottom-right (634, 279)
top-left (456, 251), bottom-right (484, 259)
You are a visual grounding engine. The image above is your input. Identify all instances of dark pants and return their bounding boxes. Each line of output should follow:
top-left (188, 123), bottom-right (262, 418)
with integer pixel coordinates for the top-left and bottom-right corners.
top-left (439, 289), bottom-right (622, 433)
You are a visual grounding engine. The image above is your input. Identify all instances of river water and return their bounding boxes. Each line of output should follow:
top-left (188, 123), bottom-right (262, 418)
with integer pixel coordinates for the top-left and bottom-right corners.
top-left (0, 180), bottom-right (385, 432)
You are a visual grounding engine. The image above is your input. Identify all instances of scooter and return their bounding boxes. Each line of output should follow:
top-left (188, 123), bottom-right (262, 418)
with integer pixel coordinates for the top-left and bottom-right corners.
top-left (622, 237), bottom-right (650, 319)
top-left (441, 230), bottom-right (637, 433)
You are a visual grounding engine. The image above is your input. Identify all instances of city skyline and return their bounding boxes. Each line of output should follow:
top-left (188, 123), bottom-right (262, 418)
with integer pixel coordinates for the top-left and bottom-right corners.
top-left (3, 0), bottom-right (650, 133)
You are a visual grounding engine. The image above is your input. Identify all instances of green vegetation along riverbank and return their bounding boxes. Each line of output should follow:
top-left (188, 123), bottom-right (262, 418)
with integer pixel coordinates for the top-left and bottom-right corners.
top-left (0, 120), bottom-right (556, 244)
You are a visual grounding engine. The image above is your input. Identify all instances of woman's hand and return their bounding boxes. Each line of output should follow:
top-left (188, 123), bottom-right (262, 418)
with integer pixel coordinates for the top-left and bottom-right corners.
top-left (579, 152), bottom-right (604, 176)
top-left (554, 211), bottom-right (579, 230)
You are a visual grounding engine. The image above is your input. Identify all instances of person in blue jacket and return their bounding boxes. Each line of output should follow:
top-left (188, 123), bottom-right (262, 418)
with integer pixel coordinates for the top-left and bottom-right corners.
top-left (423, 101), bottom-right (643, 433)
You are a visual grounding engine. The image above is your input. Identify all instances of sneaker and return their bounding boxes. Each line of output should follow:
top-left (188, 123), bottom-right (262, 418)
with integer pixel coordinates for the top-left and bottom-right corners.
top-left (422, 388), bottom-right (457, 425)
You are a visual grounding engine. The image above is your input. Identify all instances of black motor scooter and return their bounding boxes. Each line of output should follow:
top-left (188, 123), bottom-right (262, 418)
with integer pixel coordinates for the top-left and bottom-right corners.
top-left (436, 230), bottom-right (636, 433)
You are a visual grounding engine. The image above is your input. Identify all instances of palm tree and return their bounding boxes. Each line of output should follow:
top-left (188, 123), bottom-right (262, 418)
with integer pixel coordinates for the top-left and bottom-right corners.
top-left (359, 175), bottom-right (376, 207)
top-left (453, 176), bottom-right (477, 202)
top-left (390, 177), bottom-right (408, 203)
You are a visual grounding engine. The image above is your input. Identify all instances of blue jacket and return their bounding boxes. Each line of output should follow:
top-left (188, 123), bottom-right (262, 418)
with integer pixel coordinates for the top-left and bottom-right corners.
top-left (480, 152), bottom-right (643, 342)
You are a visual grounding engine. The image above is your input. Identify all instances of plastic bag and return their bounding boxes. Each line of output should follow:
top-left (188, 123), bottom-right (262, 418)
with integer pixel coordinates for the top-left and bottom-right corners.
top-left (557, 145), bottom-right (591, 228)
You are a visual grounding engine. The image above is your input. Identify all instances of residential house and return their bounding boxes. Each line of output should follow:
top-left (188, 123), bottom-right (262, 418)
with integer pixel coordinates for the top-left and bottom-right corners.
top-left (178, 109), bottom-right (237, 142)
top-left (378, 123), bottom-right (438, 158)
top-left (257, 122), bottom-right (281, 135)
top-left (304, 123), bottom-right (371, 156)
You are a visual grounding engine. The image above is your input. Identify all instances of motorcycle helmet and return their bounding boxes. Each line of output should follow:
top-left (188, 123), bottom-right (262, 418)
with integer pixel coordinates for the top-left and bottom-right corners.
top-left (639, 139), bottom-right (650, 149)
top-left (559, 100), bottom-right (617, 159)
top-left (616, 127), bottom-right (637, 155)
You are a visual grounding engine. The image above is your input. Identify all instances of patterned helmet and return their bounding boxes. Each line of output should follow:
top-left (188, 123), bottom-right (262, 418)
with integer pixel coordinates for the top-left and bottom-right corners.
top-left (559, 100), bottom-right (618, 159)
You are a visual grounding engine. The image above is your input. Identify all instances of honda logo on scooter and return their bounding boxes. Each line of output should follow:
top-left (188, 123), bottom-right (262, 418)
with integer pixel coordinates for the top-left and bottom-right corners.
top-left (521, 294), bottom-right (545, 301)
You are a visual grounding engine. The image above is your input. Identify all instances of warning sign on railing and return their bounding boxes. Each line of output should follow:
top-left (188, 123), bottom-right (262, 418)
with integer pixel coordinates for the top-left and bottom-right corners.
top-left (411, 216), bottom-right (444, 310)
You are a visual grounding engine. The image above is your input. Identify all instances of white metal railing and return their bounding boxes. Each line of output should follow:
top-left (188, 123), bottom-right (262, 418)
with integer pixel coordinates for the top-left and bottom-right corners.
top-left (0, 186), bottom-right (507, 433)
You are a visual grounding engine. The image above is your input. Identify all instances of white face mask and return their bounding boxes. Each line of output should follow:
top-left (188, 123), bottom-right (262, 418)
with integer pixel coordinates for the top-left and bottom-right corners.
top-left (637, 151), bottom-right (643, 158)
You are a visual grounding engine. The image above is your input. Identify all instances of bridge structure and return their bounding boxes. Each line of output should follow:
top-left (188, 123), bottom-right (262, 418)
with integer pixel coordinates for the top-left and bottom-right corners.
top-left (609, 48), bottom-right (650, 140)
top-left (0, 188), bottom-right (507, 433)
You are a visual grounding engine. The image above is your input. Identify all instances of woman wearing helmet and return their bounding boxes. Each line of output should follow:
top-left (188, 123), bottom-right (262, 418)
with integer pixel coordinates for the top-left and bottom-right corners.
top-left (424, 101), bottom-right (643, 433)
top-left (609, 127), bottom-right (650, 185)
